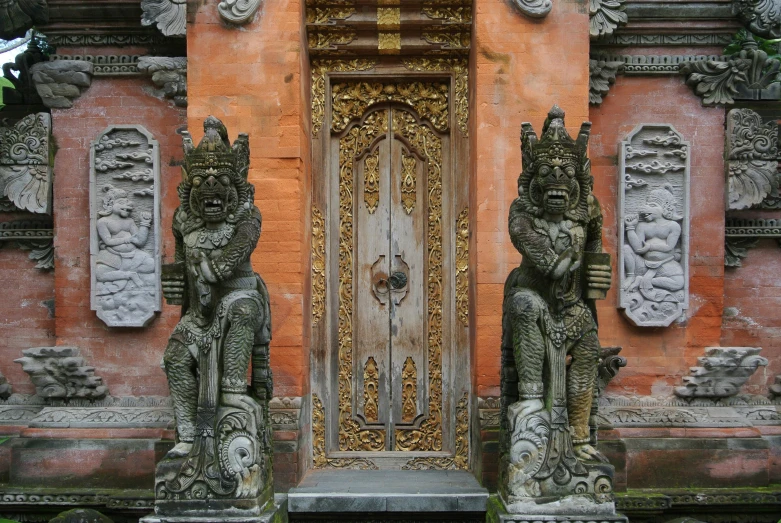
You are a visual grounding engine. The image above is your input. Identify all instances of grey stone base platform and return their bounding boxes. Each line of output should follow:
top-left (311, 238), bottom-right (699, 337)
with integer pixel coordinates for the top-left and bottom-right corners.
top-left (288, 470), bottom-right (488, 513)
top-left (140, 499), bottom-right (287, 523)
top-left (486, 495), bottom-right (627, 523)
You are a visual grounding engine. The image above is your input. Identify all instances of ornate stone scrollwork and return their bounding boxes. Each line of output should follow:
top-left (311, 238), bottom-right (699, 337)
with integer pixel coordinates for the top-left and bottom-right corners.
top-left (674, 347), bottom-right (768, 399)
top-left (510, 0), bottom-right (552, 19)
top-left (589, 0), bottom-right (628, 40)
top-left (0, 113), bottom-right (52, 214)
top-left (16, 347), bottom-right (108, 401)
top-left (90, 126), bottom-right (161, 328)
top-left (30, 60), bottom-right (93, 109)
top-left (217, 0), bottom-right (262, 25)
top-left (0, 219), bottom-right (53, 270)
top-left (724, 217), bottom-right (781, 267)
top-left (0, 0), bottom-right (48, 41)
top-left (140, 0), bottom-right (186, 37)
top-left (733, 0), bottom-right (781, 38)
top-left (619, 125), bottom-right (690, 327)
top-left (137, 57), bottom-right (187, 107)
top-left (679, 35), bottom-right (780, 105)
top-left (589, 59), bottom-right (624, 105)
top-left (726, 108), bottom-right (779, 210)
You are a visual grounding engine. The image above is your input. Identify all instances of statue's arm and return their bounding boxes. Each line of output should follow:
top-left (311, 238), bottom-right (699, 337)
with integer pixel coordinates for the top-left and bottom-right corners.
top-left (172, 211), bottom-right (186, 264)
top-left (585, 196), bottom-right (604, 253)
top-left (508, 199), bottom-right (558, 275)
top-left (207, 207), bottom-right (262, 281)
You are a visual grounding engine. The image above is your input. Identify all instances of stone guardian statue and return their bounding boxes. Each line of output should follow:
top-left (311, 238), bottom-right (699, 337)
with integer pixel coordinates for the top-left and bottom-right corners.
top-left (146, 116), bottom-right (276, 521)
top-left (495, 106), bottom-right (625, 521)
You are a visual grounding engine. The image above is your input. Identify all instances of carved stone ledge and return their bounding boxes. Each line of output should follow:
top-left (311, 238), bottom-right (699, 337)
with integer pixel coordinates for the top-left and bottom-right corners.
top-left (137, 56), bottom-right (187, 106)
top-left (15, 347), bottom-right (109, 401)
top-left (598, 34), bottom-right (733, 46)
top-left (674, 347), bottom-right (768, 399)
top-left (589, 58), bottom-right (623, 105)
top-left (725, 217), bottom-right (781, 266)
top-left (30, 60), bottom-right (93, 109)
top-left (0, 113), bottom-right (53, 214)
top-left (679, 37), bottom-right (781, 105)
top-left (592, 54), bottom-right (724, 75)
top-left (141, 0), bottom-right (186, 37)
top-left (733, 0), bottom-right (781, 38)
top-left (590, 0), bottom-right (627, 40)
top-left (0, 219), bottom-right (53, 270)
top-left (0, 0), bottom-right (49, 41)
top-left (217, 0), bottom-right (262, 25)
top-left (50, 55), bottom-right (142, 77)
top-left (726, 108), bottom-right (779, 210)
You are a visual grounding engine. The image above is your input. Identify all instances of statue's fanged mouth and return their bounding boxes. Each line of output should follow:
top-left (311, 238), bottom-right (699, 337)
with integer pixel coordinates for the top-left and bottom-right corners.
top-left (203, 197), bottom-right (225, 216)
top-left (544, 189), bottom-right (569, 211)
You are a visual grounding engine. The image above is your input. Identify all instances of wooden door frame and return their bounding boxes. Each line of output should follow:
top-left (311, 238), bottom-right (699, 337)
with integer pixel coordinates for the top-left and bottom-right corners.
top-left (308, 61), bottom-right (472, 472)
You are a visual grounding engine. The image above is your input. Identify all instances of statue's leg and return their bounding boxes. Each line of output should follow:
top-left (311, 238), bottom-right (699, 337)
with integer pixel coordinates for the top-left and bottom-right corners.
top-left (508, 290), bottom-right (545, 400)
top-left (568, 331), bottom-right (607, 462)
top-left (163, 336), bottom-right (197, 457)
top-left (222, 298), bottom-right (262, 394)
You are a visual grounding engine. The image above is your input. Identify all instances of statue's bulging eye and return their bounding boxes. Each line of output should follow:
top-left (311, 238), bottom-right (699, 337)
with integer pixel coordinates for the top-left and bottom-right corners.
top-left (220, 175), bottom-right (231, 186)
top-left (565, 167), bottom-right (576, 177)
top-left (192, 177), bottom-right (202, 187)
top-left (539, 166), bottom-right (552, 176)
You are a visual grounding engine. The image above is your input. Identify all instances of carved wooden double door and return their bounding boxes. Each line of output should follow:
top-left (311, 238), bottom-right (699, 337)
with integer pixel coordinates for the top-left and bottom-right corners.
top-left (313, 80), bottom-right (470, 470)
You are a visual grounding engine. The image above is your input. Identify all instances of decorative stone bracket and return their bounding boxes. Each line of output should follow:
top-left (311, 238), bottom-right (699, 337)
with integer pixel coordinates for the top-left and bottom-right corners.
top-left (590, 0), bottom-right (627, 40)
top-left (733, 0), bottom-right (781, 39)
top-left (15, 346), bottom-right (109, 401)
top-left (725, 217), bottom-right (781, 267)
top-left (30, 60), bottom-right (93, 109)
top-left (0, 0), bottom-right (49, 41)
top-left (0, 219), bottom-right (54, 270)
top-left (137, 56), bottom-right (187, 107)
top-left (0, 113), bottom-right (53, 214)
top-left (674, 347), bottom-right (768, 399)
top-left (726, 108), bottom-right (779, 210)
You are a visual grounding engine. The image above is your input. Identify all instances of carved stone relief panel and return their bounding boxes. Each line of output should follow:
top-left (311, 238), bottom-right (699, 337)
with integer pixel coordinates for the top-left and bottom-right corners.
top-left (726, 108), bottom-right (779, 210)
top-left (0, 113), bottom-right (52, 214)
top-left (89, 126), bottom-right (161, 327)
top-left (618, 125), bottom-right (690, 327)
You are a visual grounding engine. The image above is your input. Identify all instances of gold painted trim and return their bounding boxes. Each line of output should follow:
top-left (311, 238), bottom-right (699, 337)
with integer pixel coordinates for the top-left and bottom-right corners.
top-left (308, 28), bottom-right (357, 50)
top-left (332, 81), bottom-right (449, 134)
top-left (378, 32), bottom-right (401, 54)
top-left (338, 110), bottom-right (388, 451)
top-left (364, 357), bottom-right (380, 422)
top-left (377, 7), bottom-right (400, 29)
top-left (306, 6), bottom-right (356, 24)
top-left (400, 148), bottom-right (417, 215)
top-left (312, 206), bottom-right (326, 325)
top-left (422, 6), bottom-right (473, 23)
top-left (311, 59), bottom-right (376, 138)
top-left (393, 108), bottom-right (444, 452)
top-left (364, 149), bottom-right (380, 214)
top-left (456, 207), bottom-right (468, 325)
top-left (421, 29), bottom-right (471, 50)
top-left (312, 394), bottom-right (379, 469)
top-left (401, 356), bottom-right (417, 422)
top-left (402, 392), bottom-right (469, 470)
top-left (403, 57), bottom-right (469, 137)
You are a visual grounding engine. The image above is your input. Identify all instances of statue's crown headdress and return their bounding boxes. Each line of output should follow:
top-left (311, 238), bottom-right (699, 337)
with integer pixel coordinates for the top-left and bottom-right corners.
top-left (520, 105), bottom-right (591, 169)
top-left (182, 116), bottom-right (250, 178)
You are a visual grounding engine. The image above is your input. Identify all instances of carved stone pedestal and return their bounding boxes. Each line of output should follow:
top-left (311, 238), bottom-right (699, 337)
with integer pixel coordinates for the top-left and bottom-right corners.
top-left (486, 494), bottom-right (627, 523)
top-left (140, 498), bottom-right (287, 523)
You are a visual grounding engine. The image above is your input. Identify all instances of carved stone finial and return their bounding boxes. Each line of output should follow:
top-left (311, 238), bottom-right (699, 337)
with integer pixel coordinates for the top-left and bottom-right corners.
top-left (0, 113), bottom-right (53, 214)
top-left (141, 0), bottom-right (186, 36)
top-left (590, 0), bottom-right (628, 40)
top-left (674, 347), bottom-right (768, 399)
top-left (726, 108), bottom-right (779, 210)
top-left (217, 0), bottom-right (262, 24)
top-left (511, 0), bottom-right (552, 19)
top-left (0, 0), bottom-right (49, 41)
top-left (30, 60), bottom-right (93, 109)
top-left (589, 59), bottom-right (624, 105)
top-left (137, 57), bottom-right (187, 107)
top-left (149, 116), bottom-right (275, 520)
top-left (15, 346), bottom-right (109, 401)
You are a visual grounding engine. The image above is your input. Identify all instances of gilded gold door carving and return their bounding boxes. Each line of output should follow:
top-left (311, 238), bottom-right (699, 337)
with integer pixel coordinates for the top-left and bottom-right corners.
top-left (318, 79), bottom-right (469, 469)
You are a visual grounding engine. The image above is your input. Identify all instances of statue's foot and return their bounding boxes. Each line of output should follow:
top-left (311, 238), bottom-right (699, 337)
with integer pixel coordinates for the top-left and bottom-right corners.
top-left (573, 443), bottom-right (608, 463)
top-left (507, 398), bottom-right (544, 431)
top-left (166, 442), bottom-right (193, 458)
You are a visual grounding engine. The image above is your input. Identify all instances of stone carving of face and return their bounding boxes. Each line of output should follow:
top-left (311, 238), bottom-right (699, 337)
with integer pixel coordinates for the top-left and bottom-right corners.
top-left (189, 167), bottom-right (238, 223)
top-left (639, 201), bottom-right (663, 222)
top-left (113, 198), bottom-right (134, 218)
top-left (531, 152), bottom-right (580, 216)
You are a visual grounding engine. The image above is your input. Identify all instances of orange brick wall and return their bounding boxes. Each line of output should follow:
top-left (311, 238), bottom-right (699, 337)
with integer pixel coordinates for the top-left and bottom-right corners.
top-left (50, 76), bottom-right (186, 397)
top-left (590, 76), bottom-right (727, 396)
top-left (187, 0), bottom-right (309, 399)
top-left (471, 0), bottom-right (590, 398)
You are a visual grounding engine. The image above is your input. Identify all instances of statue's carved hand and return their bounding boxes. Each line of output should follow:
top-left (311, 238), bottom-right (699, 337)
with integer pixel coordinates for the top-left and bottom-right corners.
top-left (586, 263), bottom-right (611, 291)
top-left (507, 398), bottom-right (544, 432)
top-left (636, 243), bottom-right (651, 254)
top-left (551, 247), bottom-right (574, 279)
top-left (574, 442), bottom-right (609, 463)
top-left (625, 214), bottom-right (639, 228)
top-left (161, 262), bottom-right (185, 305)
top-left (139, 211), bottom-right (152, 227)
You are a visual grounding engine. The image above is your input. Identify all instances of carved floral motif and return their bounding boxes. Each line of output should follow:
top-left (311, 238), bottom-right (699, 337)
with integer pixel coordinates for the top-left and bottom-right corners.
top-left (726, 108), bottom-right (779, 210)
top-left (140, 0), bottom-right (186, 37)
top-left (311, 59), bottom-right (376, 137)
top-left (589, 59), bottom-right (623, 105)
top-left (311, 206), bottom-right (326, 324)
top-left (0, 113), bottom-right (52, 214)
top-left (589, 0), bottom-right (627, 40)
top-left (674, 347), bottom-right (768, 399)
top-left (733, 0), bottom-right (781, 38)
top-left (403, 57), bottom-right (468, 136)
top-left (217, 0), bottom-right (262, 24)
top-left (312, 394), bottom-right (378, 469)
top-left (15, 346), bottom-right (108, 401)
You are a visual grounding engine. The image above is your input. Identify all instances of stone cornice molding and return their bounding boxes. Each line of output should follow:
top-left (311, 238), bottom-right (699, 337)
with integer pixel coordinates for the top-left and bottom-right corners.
top-left (0, 219), bottom-right (53, 270)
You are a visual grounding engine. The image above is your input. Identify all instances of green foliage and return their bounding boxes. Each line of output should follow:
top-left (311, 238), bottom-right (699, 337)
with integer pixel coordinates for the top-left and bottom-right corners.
top-left (0, 519), bottom-right (21, 523)
top-left (724, 29), bottom-right (781, 59)
top-left (0, 72), bottom-right (15, 110)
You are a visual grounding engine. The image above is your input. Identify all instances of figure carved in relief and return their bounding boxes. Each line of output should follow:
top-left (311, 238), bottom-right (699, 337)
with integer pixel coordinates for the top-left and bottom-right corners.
top-left (623, 184), bottom-right (684, 306)
top-left (154, 116), bottom-right (272, 510)
top-left (500, 106), bottom-right (614, 505)
top-left (94, 185), bottom-right (156, 316)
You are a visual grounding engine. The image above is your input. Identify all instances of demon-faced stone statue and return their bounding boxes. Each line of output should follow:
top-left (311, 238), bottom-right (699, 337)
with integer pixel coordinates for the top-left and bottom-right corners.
top-left (148, 117), bottom-right (274, 521)
top-left (497, 106), bottom-right (624, 520)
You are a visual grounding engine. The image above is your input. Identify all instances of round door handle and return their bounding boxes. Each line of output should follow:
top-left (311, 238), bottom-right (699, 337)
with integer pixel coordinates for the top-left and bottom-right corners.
top-left (389, 271), bottom-right (407, 290)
